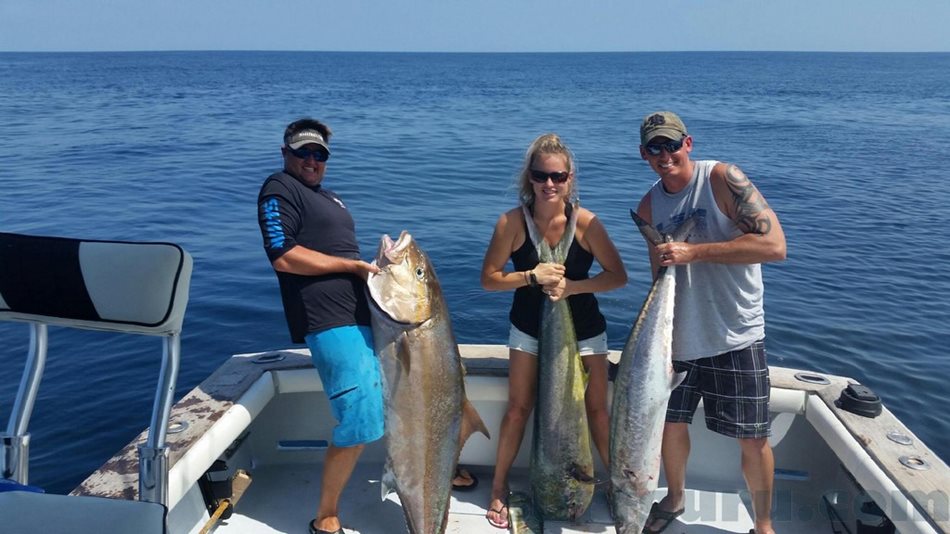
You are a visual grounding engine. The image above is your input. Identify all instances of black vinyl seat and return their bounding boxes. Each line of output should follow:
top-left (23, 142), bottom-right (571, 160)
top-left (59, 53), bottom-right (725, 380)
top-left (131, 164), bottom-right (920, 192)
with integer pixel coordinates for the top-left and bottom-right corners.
top-left (0, 232), bottom-right (193, 534)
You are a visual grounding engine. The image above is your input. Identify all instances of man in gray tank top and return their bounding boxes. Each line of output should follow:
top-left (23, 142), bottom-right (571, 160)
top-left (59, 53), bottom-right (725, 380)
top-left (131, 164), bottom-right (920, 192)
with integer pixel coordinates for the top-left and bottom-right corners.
top-left (633, 111), bottom-right (787, 534)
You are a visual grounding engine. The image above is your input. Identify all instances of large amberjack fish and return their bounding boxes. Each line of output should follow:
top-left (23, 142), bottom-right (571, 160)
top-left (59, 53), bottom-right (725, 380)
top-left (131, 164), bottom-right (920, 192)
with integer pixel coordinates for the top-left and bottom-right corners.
top-left (523, 205), bottom-right (595, 522)
top-left (608, 211), bottom-right (695, 534)
top-left (365, 231), bottom-right (490, 534)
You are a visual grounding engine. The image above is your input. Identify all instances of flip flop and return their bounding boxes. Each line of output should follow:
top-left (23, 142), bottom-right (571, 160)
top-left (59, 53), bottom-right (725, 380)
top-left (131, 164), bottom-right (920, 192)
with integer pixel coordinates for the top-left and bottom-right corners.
top-left (451, 466), bottom-right (479, 492)
top-left (308, 519), bottom-right (344, 534)
top-left (486, 499), bottom-right (509, 529)
top-left (642, 501), bottom-right (685, 534)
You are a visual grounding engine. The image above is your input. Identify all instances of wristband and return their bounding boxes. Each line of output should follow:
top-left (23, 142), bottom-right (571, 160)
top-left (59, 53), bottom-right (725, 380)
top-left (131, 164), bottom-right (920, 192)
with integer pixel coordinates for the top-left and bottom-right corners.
top-left (529, 271), bottom-right (539, 287)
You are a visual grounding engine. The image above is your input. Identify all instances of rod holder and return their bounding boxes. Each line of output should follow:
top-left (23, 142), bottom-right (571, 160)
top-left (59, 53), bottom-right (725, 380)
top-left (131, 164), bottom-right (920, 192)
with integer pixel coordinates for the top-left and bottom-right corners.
top-left (0, 433), bottom-right (30, 483)
top-left (2, 323), bottom-right (48, 484)
top-left (138, 444), bottom-right (169, 504)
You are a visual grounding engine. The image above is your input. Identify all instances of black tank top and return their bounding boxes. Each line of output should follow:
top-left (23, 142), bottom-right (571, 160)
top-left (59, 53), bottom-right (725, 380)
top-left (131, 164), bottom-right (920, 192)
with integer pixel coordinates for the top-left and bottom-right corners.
top-left (508, 214), bottom-right (607, 340)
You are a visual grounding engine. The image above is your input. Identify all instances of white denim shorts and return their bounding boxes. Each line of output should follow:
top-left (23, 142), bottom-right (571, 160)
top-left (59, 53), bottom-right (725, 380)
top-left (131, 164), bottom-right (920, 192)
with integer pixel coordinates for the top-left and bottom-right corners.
top-left (507, 324), bottom-right (608, 356)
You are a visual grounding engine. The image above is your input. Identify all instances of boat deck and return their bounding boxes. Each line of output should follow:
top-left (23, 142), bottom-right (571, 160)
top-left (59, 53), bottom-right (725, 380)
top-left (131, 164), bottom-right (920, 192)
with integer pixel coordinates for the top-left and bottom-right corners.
top-left (208, 463), bottom-right (775, 534)
top-left (75, 346), bottom-right (949, 534)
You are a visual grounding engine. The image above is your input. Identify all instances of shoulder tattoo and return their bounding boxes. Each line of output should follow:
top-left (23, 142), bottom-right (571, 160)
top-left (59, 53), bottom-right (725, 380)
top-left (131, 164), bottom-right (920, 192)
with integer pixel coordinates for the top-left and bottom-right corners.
top-left (725, 164), bottom-right (772, 235)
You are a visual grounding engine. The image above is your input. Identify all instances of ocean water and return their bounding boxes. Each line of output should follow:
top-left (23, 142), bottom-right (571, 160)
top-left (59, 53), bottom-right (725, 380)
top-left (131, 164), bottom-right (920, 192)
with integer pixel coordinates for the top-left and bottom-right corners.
top-left (1, 51), bottom-right (948, 494)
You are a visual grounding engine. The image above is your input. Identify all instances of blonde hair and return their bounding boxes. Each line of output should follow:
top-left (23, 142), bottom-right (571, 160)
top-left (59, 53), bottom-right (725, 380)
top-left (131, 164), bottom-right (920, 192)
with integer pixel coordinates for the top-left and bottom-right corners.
top-left (518, 133), bottom-right (578, 206)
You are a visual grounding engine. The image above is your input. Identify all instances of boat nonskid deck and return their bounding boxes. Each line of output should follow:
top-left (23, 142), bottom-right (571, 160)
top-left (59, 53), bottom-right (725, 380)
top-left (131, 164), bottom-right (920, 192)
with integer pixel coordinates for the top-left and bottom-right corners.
top-left (203, 463), bottom-right (767, 534)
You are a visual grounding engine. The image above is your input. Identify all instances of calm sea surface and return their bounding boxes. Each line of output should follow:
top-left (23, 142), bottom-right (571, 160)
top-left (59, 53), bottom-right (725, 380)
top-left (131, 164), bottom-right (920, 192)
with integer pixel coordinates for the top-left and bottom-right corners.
top-left (1, 52), bottom-right (948, 493)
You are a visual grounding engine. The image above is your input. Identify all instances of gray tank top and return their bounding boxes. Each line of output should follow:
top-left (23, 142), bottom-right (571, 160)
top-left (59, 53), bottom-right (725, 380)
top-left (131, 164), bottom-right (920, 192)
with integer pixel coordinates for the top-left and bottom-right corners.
top-left (649, 160), bottom-right (765, 360)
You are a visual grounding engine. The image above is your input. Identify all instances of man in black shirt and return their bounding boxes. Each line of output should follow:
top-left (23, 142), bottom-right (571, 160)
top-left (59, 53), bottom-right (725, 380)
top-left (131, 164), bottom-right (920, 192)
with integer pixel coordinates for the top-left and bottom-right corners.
top-left (258, 118), bottom-right (381, 534)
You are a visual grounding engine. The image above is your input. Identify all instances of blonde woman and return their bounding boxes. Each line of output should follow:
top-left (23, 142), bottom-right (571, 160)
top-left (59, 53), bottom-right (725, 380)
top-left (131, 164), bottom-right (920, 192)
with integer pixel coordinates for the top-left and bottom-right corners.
top-left (480, 133), bottom-right (627, 529)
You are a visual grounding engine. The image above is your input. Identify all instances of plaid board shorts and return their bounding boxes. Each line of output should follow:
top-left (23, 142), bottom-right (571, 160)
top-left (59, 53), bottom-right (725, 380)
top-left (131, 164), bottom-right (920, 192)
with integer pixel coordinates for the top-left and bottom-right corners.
top-left (666, 340), bottom-right (771, 439)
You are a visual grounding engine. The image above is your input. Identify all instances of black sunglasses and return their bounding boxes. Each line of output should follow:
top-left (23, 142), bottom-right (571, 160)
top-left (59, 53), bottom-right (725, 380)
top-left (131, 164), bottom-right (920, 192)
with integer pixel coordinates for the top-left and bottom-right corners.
top-left (529, 169), bottom-right (570, 184)
top-left (644, 138), bottom-right (685, 156)
top-left (288, 146), bottom-right (330, 162)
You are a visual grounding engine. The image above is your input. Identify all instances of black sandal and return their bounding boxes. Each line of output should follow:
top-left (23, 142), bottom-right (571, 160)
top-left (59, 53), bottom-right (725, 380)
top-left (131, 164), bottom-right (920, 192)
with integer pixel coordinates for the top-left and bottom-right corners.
top-left (451, 466), bottom-right (479, 492)
top-left (642, 501), bottom-right (685, 534)
top-left (486, 501), bottom-right (509, 529)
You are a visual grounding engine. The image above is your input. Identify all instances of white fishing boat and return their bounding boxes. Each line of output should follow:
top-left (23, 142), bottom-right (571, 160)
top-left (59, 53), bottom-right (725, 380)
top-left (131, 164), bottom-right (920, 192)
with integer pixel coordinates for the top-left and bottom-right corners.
top-left (1, 235), bottom-right (947, 534)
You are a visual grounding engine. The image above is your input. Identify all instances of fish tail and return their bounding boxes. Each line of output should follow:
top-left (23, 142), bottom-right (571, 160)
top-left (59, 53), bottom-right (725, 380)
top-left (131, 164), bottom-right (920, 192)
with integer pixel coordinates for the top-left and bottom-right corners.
top-left (669, 212), bottom-right (699, 242)
top-left (630, 210), bottom-right (664, 246)
top-left (630, 209), bottom-right (699, 244)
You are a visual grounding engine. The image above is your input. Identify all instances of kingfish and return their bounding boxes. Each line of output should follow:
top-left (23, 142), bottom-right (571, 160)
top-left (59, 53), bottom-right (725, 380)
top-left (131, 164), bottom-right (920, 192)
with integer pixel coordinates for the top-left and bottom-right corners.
top-left (366, 231), bottom-right (490, 534)
top-left (523, 204), bottom-right (596, 522)
top-left (608, 211), bottom-right (695, 534)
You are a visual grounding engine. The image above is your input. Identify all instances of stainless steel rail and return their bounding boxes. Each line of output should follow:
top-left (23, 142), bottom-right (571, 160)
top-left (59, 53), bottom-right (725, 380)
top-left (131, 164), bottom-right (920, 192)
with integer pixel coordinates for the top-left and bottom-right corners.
top-left (1, 324), bottom-right (47, 484)
top-left (0, 234), bottom-right (192, 510)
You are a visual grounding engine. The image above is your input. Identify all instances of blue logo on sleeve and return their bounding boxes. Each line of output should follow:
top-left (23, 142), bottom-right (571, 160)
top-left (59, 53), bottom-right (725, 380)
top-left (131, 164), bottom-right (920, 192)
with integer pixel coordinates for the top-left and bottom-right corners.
top-left (262, 198), bottom-right (285, 249)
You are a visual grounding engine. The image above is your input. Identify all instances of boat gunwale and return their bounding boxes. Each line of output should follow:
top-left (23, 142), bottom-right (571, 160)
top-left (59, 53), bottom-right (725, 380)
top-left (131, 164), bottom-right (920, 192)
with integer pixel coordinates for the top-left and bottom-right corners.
top-left (72, 344), bottom-right (948, 533)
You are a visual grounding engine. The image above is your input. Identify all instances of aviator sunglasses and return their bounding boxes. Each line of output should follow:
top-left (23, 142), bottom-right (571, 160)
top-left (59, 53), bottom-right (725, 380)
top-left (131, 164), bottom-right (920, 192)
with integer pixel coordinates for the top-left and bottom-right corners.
top-left (529, 169), bottom-right (570, 184)
top-left (287, 146), bottom-right (330, 162)
top-left (644, 137), bottom-right (685, 156)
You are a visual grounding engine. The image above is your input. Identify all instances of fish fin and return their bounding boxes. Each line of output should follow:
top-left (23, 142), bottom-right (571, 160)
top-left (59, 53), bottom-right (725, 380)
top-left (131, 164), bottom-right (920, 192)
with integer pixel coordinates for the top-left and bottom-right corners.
top-left (570, 463), bottom-right (596, 485)
top-left (395, 332), bottom-right (412, 373)
top-left (509, 491), bottom-right (544, 534)
top-left (671, 370), bottom-right (687, 391)
top-left (380, 461), bottom-right (397, 501)
top-left (669, 212), bottom-right (700, 243)
top-left (630, 210), bottom-right (664, 246)
top-left (460, 398), bottom-right (491, 441)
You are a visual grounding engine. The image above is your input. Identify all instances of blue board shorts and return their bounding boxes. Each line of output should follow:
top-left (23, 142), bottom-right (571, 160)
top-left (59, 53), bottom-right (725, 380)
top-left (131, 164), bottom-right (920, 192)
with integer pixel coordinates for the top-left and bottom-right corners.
top-left (305, 325), bottom-right (384, 447)
top-left (666, 339), bottom-right (771, 439)
top-left (507, 324), bottom-right (608, 356)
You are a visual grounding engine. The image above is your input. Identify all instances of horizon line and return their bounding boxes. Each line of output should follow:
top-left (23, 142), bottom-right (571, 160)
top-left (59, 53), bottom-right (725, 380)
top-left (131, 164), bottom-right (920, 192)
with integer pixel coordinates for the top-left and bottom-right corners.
top-left (2, 48), bottom-right (949, 54)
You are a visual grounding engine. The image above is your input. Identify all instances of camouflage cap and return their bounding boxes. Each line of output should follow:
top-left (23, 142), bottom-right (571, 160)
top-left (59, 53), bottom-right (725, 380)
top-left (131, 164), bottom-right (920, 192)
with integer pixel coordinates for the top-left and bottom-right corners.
top-left (640, 111), bottom-right (688, 145)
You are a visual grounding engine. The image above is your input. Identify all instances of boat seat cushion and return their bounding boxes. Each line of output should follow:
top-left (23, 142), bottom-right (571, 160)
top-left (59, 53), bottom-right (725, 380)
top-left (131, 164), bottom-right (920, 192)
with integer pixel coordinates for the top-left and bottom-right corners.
top-left (0, 490), bottom-right (166, 533)
top-left (0, 233), bottom-right (192, 335)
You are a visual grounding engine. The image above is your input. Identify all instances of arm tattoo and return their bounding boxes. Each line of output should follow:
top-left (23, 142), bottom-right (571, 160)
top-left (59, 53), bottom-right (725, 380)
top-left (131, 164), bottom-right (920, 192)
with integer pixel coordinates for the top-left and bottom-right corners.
top-left (725, 164), bottom-right (772, 235)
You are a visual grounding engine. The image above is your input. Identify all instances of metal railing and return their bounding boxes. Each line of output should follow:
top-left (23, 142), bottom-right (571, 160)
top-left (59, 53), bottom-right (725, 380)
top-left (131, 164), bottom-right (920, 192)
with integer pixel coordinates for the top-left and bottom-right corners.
top-left (0, 233), bottom-right (192, 507)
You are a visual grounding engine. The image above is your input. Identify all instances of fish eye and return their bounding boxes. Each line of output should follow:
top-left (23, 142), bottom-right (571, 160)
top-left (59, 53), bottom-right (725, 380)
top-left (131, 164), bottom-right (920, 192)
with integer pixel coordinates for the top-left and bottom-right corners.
top-left (414, 267), bottom-right (425, 279)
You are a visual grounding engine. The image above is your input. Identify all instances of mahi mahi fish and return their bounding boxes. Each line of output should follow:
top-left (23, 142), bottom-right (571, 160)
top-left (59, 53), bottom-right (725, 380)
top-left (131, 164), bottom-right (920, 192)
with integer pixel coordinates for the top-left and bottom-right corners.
top-left (523, 204), bottom-right (596, 522)
top-left (608, 211), bottom-right (695, 534)
top-left (365, 231), bottom-right (490, 534)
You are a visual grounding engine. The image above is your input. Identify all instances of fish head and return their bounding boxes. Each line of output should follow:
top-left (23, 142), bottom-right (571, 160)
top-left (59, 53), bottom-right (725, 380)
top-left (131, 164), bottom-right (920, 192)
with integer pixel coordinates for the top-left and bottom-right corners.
top-left (366, 231), bottom-right (441, 325)
top-left (613, 495), bottom-right (652, 534)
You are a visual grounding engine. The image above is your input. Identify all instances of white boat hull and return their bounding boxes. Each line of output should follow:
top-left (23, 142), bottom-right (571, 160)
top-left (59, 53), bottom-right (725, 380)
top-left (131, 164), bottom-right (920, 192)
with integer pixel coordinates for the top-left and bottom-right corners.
top-left (65, 345), bottom-right (948, 534)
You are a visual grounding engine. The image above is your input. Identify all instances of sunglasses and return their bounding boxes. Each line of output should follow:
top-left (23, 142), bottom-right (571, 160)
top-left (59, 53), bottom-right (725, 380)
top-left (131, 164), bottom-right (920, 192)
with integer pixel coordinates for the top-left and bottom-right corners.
top-left (288, 146), bottom-right (330, 162)
top-left (644, 138), bottom-right (685, 156)
top-left (529, 169), bottom-right (570, 184)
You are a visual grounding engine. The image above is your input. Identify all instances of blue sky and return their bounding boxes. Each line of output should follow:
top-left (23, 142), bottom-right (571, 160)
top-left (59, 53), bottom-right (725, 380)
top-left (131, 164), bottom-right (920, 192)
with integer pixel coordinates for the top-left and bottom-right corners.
top-left (2, 0), bottom-right (948, 53)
